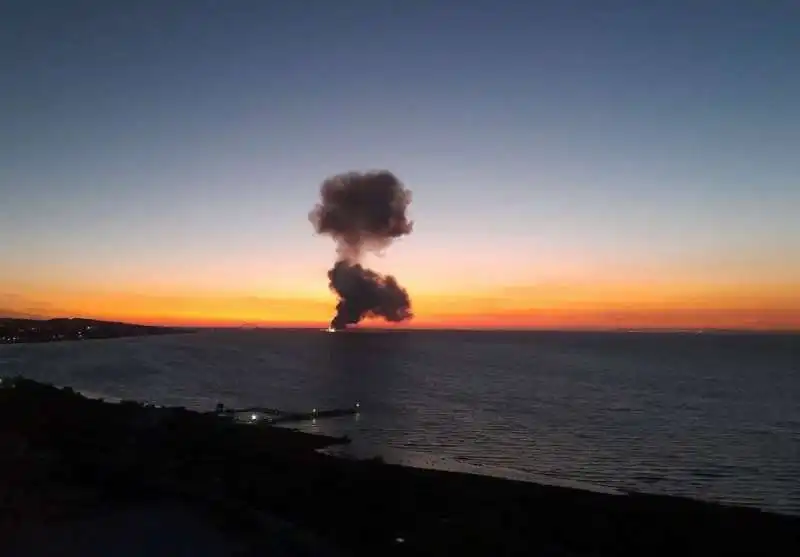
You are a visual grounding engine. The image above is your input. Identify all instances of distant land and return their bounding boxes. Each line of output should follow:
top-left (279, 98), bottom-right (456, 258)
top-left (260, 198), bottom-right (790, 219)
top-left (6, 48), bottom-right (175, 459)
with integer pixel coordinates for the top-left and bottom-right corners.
top-left (0, 318), bottom-right (195, 345)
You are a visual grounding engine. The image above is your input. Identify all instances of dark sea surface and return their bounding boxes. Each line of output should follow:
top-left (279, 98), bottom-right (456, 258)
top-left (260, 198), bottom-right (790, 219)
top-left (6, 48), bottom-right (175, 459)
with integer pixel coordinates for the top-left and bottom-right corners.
top-left (1, 329), bottom-right (798, 515)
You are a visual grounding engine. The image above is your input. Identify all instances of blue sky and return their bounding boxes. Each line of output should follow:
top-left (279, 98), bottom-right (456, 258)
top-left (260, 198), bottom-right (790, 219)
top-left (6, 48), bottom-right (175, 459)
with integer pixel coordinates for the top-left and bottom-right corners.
top-left (1, 0), bottom-right (799, 326)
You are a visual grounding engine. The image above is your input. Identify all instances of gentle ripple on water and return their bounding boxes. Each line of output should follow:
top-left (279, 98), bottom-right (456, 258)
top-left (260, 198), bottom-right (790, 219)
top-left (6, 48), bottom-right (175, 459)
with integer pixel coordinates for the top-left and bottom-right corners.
top-left (1, 329), bottom-right (798, 515)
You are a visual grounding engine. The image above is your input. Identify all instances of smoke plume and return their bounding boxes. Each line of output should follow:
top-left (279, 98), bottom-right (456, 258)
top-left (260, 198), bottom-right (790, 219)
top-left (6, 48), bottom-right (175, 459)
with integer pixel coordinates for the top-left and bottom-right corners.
top-left (309, 170), bottom-right (413, 330)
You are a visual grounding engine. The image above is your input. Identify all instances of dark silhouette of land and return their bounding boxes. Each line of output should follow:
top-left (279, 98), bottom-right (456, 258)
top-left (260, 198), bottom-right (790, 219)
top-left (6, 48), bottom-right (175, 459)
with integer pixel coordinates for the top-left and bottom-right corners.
top-left (0, 318), bottom-right (193, 345)
top-left (2, 377), bottom-right (797, 556)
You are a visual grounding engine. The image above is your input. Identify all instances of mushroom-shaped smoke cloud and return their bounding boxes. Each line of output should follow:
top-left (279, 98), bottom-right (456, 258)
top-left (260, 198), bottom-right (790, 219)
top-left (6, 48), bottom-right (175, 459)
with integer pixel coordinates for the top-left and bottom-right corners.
top-left (309, 171), bottom-right (413, 330)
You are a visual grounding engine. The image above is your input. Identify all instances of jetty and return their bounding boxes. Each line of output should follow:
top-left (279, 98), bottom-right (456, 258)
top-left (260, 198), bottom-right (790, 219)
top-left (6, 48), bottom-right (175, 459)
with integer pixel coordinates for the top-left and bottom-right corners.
top-left (210, 402), bottom-right (361, 425)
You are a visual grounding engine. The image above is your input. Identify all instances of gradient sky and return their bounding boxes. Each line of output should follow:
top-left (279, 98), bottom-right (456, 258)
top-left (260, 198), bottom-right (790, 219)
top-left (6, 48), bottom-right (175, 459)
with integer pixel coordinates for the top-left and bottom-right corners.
top-left (2, 0), bottom-right (799, 329)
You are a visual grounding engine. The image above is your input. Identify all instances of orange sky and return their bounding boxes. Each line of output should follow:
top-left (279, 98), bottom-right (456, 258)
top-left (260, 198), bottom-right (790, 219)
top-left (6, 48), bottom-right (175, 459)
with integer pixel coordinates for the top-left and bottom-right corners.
top-left (4, 279), bottom-right (798, 331)
top-left (3, 1), bottom-right (800, 335)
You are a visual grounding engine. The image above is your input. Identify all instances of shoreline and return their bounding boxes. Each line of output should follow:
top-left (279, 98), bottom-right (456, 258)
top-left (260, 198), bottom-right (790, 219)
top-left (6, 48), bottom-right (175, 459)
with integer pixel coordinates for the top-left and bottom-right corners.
top-left (2, 376), bottom-right (798, 555)
top-left (0, 331), bottom-right (194, 347)
top-left (0, 317), bottom-right (195, 345)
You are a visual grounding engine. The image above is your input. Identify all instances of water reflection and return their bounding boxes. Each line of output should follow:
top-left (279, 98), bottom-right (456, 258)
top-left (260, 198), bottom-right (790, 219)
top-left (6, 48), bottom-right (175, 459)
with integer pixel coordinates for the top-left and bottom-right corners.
top-left (296, 329), bottom-right (415, 455)
top-left (313, 329), bottom-right (411, 407)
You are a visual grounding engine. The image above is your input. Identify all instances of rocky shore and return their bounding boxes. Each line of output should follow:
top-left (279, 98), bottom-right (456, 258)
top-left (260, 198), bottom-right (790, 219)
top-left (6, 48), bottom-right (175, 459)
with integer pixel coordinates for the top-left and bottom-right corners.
top-left (1, 376), bottom-right (797, 556)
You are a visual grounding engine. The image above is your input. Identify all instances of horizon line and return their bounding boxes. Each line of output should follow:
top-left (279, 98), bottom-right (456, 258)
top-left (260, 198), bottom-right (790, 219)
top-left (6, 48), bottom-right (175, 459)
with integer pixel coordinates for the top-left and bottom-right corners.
top-left (3, 316), bottom-right (797, 334)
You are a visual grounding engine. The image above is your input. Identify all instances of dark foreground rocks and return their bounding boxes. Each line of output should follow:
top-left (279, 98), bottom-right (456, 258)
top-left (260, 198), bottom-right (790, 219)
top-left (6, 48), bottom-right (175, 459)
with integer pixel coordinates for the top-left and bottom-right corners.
top-left (1, 377), bottom-right (798, 556)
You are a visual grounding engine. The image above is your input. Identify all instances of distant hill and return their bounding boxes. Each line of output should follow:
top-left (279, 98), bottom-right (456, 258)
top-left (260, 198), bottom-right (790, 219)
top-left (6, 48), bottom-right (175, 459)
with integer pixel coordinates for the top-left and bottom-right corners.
top-left (0, 318), bottom-right (195, 345)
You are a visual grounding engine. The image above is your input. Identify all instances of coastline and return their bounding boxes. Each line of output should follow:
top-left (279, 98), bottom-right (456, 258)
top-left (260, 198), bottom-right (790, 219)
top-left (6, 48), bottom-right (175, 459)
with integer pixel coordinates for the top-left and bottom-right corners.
top-left (0, 318), bottom-right (195, 345)
top-left (2, 376), bottom-right (797, 556)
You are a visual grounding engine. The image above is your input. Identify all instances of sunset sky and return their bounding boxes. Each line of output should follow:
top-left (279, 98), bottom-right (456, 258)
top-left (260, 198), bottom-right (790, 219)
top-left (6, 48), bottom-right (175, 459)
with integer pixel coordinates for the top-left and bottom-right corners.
top-left (2, 1), bottom-right (798, 330)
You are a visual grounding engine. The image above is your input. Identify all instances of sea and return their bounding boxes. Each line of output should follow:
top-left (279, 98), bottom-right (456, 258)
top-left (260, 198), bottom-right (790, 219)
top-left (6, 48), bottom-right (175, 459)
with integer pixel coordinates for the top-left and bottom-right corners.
top-left (1, 329), bottom-right (798, 516)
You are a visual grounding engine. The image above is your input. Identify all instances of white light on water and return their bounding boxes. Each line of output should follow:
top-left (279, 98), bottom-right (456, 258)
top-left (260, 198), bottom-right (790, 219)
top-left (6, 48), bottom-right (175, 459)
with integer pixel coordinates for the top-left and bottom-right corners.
top-left (250, 413), bottom-right (258, 422)
top-left (325, 327), bottom-right (336, 333)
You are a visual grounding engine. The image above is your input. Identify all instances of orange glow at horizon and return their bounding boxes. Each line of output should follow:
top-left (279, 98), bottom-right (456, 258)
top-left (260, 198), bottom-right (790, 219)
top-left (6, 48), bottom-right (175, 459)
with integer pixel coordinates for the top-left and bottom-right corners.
top-left (4, 280), bottom-right (798, 331)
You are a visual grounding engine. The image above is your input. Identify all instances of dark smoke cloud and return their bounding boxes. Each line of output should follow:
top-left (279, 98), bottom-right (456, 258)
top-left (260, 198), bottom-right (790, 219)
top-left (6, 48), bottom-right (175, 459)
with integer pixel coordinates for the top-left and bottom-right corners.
top-left (309, 170), bottom-right (413, 261)
top-left (310, 170), bottom-right (414, 330)
top-left (327, 261), bottom-right (412, 330)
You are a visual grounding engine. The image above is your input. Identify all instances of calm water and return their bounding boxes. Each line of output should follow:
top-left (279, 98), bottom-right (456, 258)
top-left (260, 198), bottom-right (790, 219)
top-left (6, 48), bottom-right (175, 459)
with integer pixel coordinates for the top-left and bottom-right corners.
top-left (1, 330), bottom-right (798, 515)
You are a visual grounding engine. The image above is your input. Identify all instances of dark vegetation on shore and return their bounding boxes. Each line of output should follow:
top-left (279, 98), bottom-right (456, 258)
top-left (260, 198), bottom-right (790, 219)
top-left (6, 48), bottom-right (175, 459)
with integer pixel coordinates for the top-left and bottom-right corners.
top-left (0, 318), bottom-right (193, 344)
top-left (1, 377), bottom-right (797, 556)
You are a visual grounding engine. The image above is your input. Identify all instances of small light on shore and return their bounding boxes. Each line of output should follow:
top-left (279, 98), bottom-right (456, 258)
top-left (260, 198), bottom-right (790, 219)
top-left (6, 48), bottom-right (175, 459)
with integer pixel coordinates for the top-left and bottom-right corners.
top-left (251, 413), bottom-right (258, 422)
top-left (355, 401), bottom-right (360, 409)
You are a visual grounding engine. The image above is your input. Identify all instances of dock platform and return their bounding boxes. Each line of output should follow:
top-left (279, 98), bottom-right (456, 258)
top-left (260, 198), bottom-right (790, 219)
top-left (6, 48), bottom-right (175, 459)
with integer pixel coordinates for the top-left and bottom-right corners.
top-left (210, 402), bottom-right (361, 425)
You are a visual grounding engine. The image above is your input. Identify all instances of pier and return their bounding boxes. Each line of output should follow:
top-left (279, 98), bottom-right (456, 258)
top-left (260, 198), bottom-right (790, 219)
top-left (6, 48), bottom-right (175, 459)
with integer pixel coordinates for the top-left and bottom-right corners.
top-left (210, 402), bottom-right (361, 425)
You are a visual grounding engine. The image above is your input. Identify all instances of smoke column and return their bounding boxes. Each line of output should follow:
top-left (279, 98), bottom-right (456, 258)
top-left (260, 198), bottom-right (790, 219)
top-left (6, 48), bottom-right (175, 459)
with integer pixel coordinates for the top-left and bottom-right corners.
top-left (309, 170), bottom-right (413, 330)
